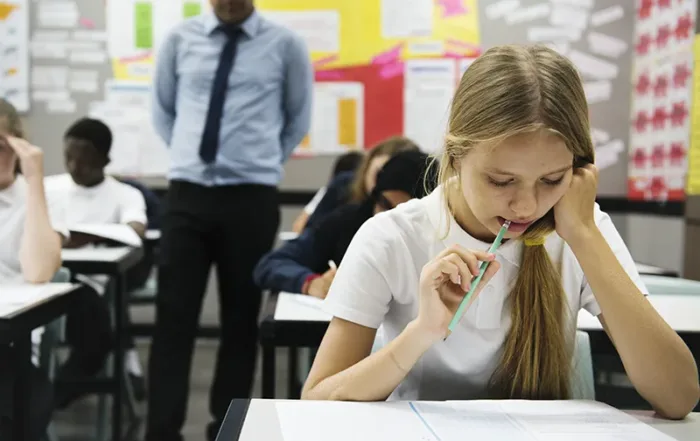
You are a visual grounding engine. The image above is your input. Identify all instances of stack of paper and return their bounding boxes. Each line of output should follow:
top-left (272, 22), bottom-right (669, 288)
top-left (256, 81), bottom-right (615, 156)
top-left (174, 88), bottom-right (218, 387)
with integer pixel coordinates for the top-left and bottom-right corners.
top-left (275, 400), bottom-right (676, 441)
top-left (274, 293), bottom-right (331, 322)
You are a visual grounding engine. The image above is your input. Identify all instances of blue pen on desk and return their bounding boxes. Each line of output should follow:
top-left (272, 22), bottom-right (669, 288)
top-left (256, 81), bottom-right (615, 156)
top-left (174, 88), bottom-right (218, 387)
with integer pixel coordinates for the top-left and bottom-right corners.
top-left (445, 220), bottom-right (511, 339)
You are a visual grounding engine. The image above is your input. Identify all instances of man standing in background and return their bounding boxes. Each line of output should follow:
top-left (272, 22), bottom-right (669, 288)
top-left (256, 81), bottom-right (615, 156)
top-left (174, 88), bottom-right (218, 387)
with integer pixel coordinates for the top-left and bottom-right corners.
top-left (147, 0), bottom-right (312, 439)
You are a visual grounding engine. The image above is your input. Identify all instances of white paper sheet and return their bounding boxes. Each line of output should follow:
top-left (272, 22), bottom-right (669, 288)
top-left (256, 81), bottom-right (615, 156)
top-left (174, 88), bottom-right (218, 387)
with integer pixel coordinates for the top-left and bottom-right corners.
top-left (263, 10), bottom-right (340, 53)
top-left (485, 0), bottom-right (521, 20)
top-left (72, 30), bottom-right (108, 41)
top-left (275, 400), bottom-right (677, 441)
top-left (69, 224), bottom-right (143, 247)
top-left (381, 0), bottom-right (433, 39)
top-left (505, 3), bottom-right (550, 24)
top-left (69, 50), bottom-right (108, 64)
top-left (0, 283), bottom-right (76, 318)
top-left (46, 99), bottom-right (77, 114)
top-left (408, 41), bottom-right (445, 56)
top-left (0, 0), bottom-right (30, 112)
top-left (583, 80), bottom-right (612, 104)
top-left (274, 292), bottom-right (331, 322)
top-left (528, 26), bottom-right (582, 42)
top-left (30, 41), bottom-right (68, 59)
top-left (595, 139), bottom-right (625, 170)
top-left (69, 69), bottom-right (99, 93)
top-left (591, 128), bottom-right (610, 145)
top-left (61, 246), bottom-right (134, 263)
top-left (32, 30), bottom-right (70, 41)
top-left (590, 5), bottom-right (624, 27)
top-left (587, 31), bottom-right (629, 58)
top-left (309, 82), bottom-right (364, 153)
top-left (404, 59), bottom-right (456, 153)
top-left (32, 90), bottom-right (71, 102)
top-left (38, 0), bottom-right (79, 28)
top-left (31, 66), bottom-right (68, 89)
top-left (568, 49), bottom-right (619, 79)
top-left (548, 0), bottom-right (593, 8)
top-left (550, 5), bottom-right (589, 29)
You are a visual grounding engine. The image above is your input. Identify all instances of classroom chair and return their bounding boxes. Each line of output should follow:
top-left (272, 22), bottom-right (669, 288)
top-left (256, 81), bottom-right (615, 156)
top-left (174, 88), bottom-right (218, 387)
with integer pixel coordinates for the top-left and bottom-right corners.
top-left (571, 330), bottom-right (595, 400)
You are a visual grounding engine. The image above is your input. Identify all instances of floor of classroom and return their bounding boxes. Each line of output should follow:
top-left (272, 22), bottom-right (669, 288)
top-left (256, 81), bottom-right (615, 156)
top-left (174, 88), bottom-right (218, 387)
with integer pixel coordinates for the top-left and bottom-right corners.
top-left (53, 271), bottom-right (291, 441)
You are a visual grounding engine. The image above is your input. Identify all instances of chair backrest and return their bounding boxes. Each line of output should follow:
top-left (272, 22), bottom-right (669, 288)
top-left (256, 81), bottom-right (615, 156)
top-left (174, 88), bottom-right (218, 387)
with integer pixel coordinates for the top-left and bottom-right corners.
top-left (570, 330), bottom-right (595, 400)
top-left (641, 275), bottom-right (700, 296)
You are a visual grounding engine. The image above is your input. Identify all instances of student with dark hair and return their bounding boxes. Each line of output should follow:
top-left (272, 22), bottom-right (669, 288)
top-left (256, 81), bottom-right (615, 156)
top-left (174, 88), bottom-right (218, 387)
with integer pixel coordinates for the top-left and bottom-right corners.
top-left (45, 117), bottom-right (149, 403)
top-left (292, 151), bottom-right (363, 233)
top-left (301, 137), bottom-right (421, 233)
top-left (255, 150), bottom-right (436, 299)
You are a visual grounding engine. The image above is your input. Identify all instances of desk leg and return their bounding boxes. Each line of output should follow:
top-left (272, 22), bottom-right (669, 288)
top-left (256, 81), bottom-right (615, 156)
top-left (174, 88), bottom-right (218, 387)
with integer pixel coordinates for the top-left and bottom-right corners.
top-left (287, 347), bottom-right (299, 399)
top-left (112, 274), bottom-right (125, 441)
top-left (262, 344), bottom-right (275, 399)
top-left (12, 334), bottom-right (31, 441)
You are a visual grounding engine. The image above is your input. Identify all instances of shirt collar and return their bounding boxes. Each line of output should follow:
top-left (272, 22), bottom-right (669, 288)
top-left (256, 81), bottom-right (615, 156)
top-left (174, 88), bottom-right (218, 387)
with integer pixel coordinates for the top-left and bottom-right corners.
top-left (203, 9), bottom-right (261, 38)
top-left (422, 184), bottom-right (524, 268)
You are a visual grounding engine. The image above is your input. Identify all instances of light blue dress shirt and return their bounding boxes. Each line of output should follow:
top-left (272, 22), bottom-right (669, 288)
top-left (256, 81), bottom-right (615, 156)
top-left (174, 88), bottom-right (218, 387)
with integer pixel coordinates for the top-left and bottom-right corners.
top-left (152, 10), bottom-right (313, 187)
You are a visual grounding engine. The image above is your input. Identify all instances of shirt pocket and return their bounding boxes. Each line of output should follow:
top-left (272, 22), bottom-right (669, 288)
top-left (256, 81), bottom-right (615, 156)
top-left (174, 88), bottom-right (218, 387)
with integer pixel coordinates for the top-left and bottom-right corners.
top-left (180, 66), bottom-right (214, 96)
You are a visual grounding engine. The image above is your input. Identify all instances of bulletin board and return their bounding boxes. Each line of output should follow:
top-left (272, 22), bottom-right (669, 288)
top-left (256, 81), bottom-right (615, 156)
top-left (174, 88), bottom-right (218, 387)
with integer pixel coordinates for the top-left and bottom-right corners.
top-left (0, 0), bottom-right (30, 112)
top-left (103, 0), bottom-right (480, 167)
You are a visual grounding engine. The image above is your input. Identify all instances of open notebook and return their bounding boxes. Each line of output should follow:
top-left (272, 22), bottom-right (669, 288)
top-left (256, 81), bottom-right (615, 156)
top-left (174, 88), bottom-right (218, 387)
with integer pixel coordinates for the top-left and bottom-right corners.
top-left (275, 400), bottom-right (676, 441)
top-left (69, 223), bottom-right (142, 247)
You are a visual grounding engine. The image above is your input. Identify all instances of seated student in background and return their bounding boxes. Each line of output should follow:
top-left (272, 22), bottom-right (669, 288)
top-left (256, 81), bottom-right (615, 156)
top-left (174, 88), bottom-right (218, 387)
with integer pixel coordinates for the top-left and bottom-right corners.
top-left (255, 150), bottom-right (435, 299)
top-left (301, 45), bottom-right (699, 418)
top-left (303, 137), bottom-right (420, 231)
top-left (45, 118), bottom-right (148, 402)
top-left (292, 151), bottom-right (363, 233)
top-left (0, 99), bottom-right (64, 441)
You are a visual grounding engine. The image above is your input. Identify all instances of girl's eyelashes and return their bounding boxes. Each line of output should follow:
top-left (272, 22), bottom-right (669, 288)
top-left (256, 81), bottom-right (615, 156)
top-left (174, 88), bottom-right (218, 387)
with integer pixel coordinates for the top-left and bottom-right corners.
top-left (487, 176), bottom-right (512, 187)
top-left (486, 175), bottom-right (565, 187)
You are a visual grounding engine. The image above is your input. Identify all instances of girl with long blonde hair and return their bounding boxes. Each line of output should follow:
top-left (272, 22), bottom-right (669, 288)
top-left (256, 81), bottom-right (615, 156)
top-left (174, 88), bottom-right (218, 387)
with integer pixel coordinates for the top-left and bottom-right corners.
top-left (300, 45), bottom-right (699, 418)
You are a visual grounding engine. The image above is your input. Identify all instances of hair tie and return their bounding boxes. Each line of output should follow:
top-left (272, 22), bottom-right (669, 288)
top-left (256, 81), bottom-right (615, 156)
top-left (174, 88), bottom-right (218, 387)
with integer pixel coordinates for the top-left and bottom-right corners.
top-left (523, 237), bottom-right (546, 246)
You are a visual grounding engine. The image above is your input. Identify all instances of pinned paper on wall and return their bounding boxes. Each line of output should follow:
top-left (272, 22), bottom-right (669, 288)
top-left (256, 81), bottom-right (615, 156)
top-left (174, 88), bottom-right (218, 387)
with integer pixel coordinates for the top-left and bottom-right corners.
top-left (38, 0), bottom-right (79, 28)
top-left (583, 80), bottom-right (612, 104)
top-left (31, 66), bottom-right (69, 89)
top-left (587, 31), bottom-right (628, 58)
top-left (263, 11), bottom-right (340, 53)
top-left (404, 59), bottom-right (457, 153)
top-left (0, 0), bottom-right (30, 112)
top-left (69, 69), bottom-right (99, 93)
top-left (550, 5), bottom-right (588, 29)
top-left (381, 0), bottom-right (433, 39)
top-left (305, 82), bottom-right (364, 154)
top-left (485, 0), bottom-right (520, 20)
top-left (590, 5), bottom-right (624, 27)
top-left (569, 49), bottom-right (619, 79)
top-left (505, 3), bottom-right (550, 24)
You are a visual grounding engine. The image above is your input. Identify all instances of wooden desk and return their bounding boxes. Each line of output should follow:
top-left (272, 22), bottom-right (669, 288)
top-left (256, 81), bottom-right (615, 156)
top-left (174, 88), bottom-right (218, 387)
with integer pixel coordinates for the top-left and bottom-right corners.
top-left (0, 283), bottom-right (81, 441)
top-left (216, 399), bottom-right (700, 441)
top-left (60, 246), bottom-right (144, 441)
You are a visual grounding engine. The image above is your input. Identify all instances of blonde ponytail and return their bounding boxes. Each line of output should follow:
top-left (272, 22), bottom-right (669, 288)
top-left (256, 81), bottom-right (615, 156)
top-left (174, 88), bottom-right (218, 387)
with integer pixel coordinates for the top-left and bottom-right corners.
top-left (488, 212), bottom-right (572, 399)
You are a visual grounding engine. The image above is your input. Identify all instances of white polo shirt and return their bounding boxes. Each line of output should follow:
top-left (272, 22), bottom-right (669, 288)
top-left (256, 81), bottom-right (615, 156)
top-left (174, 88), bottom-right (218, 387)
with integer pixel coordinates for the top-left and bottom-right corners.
top-left (44, 174), bottom-right (147, 294)
top-left (323, 185), bottom-right (648, 401)
top-left (0, 175), bottom-right (67, 284)
top-left (44, 174), bottom-right (147, 226)
top-left (0, 175), bottom-right (68, 365)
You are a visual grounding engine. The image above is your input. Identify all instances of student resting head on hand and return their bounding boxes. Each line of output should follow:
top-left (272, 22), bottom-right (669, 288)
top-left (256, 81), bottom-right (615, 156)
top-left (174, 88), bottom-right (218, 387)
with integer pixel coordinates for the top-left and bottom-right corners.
top-left (301, 136), bottom-right (421, 232)
top-left (301, 45), bottom-right (699, 419)
top-left (254, 149), bottom-right (436, 299)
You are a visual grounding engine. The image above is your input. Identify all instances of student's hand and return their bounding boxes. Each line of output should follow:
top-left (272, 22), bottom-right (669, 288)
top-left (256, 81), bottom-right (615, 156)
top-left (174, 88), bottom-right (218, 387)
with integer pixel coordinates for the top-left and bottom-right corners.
top-left (416, 245), bottom-right (500, 340)
top-left (5, 136), bottom-right (44, 181)
top-left (306, 267), bottom-right (337, 299)
top-left (554, 163), bottom-right (599, 245)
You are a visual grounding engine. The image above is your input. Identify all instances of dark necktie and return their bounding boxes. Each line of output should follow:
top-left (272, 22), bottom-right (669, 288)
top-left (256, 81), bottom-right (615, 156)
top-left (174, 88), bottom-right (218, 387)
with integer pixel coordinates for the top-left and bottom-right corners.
top-left (199, 25), bottom-right (242, 164)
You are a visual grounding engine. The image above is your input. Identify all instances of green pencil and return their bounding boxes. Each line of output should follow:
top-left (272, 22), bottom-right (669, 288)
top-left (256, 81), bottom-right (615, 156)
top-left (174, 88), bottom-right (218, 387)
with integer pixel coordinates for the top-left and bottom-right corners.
top-left (445, 220), bottom-right (511, 338)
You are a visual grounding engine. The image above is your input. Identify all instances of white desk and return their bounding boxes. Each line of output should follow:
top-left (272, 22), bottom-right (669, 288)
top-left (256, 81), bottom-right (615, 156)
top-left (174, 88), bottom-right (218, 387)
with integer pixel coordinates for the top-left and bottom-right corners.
top-left (0, 283), bottom-right (78, 318)
top-left (62, 246), bottom-right (135, 263)
top-left (636, 262), bottom-right (678, 277)
top-left (274, 293), bottom-right (329, 322)
top-left (229, 400), bottom-right (700, 441)
top-left (578, 294), bottom-right (700, 333)
top-left (278, 231), bottom-right (299, 242)
top-left (145, 229), bottom-right (161, 241)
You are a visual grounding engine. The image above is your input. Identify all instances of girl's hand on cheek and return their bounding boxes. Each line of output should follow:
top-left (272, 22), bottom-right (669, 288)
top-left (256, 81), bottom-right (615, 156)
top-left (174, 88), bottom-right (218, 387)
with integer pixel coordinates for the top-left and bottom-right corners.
top-left (554, 164), bottom-right (599, 244)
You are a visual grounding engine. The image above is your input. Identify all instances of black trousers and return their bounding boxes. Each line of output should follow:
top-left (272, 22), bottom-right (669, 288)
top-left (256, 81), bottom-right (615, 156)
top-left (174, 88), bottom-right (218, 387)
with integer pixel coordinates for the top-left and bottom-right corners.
top-left (146, 181), bottom-right (279, 441)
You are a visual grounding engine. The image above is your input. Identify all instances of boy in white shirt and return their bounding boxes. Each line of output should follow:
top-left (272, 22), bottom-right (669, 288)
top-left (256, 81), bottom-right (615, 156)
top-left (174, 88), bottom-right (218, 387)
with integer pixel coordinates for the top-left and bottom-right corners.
top-left (0, 99), bottom-right (63, 441)
top-left (45, 118), bottom-right (148, 404)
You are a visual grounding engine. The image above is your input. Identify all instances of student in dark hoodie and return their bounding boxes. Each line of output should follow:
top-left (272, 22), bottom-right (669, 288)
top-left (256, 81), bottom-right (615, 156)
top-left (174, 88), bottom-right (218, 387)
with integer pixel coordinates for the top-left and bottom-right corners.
top-left (254, 150), bottom-right (436, 299)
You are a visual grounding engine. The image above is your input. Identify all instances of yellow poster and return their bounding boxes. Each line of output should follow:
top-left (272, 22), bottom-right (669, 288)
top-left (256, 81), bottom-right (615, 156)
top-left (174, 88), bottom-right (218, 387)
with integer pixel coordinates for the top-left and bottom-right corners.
top-left (687, 34), bottom-right (700, 195)
top-left (110, 0), bottom-right (480, 80)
